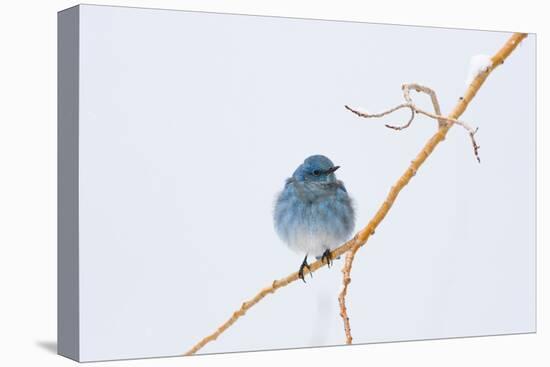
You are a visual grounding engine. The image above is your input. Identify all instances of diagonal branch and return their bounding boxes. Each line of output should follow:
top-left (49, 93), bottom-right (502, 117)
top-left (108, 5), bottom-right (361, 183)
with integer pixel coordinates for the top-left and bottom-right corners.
top-left (183, 32), bottom-right (527, 356)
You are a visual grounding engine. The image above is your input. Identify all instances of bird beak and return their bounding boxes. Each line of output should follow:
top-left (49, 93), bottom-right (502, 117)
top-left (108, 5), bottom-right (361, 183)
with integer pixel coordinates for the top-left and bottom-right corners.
top-left (327, 166), bottom-right (340, 174)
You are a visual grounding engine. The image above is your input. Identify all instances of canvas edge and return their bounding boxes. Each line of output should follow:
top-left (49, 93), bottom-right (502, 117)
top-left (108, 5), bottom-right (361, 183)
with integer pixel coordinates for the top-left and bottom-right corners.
top-left (57, 4), bottom-right (80, 362)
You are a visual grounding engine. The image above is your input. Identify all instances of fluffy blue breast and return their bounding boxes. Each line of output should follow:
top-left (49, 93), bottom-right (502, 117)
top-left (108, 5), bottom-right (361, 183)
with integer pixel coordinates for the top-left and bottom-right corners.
top-left (274, 179), bottom-right (355, 255)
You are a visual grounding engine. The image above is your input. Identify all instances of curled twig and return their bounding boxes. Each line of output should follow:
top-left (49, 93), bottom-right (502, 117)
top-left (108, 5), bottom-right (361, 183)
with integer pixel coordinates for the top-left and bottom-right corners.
top-left (345, 83), bottom-right (482, 163)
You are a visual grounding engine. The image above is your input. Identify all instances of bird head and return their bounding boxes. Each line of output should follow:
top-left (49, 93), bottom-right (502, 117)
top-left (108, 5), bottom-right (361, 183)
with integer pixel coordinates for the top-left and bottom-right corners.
top-left (292, 155), bottom-right (340, 183)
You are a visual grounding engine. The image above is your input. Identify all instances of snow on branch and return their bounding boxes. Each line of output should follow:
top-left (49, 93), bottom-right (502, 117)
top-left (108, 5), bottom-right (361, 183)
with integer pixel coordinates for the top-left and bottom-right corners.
top-left (465, 54), bottom-right (492, 86)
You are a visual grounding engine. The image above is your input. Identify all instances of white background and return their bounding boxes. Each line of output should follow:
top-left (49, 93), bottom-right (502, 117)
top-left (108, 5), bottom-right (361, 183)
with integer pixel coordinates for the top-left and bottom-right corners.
top-left (75, 5), bottom-right (535, 361)
top-left (0, 0), bottom-right (547, 366)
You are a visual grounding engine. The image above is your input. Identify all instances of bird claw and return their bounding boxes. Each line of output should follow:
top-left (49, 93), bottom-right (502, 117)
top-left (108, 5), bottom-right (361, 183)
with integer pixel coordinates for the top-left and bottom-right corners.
top-left (298, 256), bottom-right (312, 283)
top-left (321, 249), bottom-right (333, 268)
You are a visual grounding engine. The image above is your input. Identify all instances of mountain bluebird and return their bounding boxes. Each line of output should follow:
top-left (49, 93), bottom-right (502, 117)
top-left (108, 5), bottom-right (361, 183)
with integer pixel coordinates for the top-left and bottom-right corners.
top-left (274, 155), bottom-right (355, 282)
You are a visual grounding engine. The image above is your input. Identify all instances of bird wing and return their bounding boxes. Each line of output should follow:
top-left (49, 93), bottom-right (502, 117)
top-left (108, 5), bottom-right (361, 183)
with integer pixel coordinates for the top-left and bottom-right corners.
top-left (334, 180), bottom-right (348, 193)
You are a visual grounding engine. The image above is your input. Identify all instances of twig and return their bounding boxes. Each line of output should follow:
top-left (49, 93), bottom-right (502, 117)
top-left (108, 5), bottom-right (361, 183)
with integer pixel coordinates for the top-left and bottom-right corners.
top-left (404, 83), bottom-right (445, 127)
top-left (338, 251), bottom-right (355, 344)
top-left (183, 32), bottom-right (527, 356)
top-left (345, 84), bottom-right (482, 162)
top-left (336, 32), bottom-right (527, 343)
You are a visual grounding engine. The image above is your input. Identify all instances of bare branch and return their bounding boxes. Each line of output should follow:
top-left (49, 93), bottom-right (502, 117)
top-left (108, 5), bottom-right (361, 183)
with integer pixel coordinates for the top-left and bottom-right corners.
top-left (344, 103), bottom-right (412, 119)
top-left (403, 83), bottom-right (445, 127)
top-left (338, 251), bottom-right (355, 344)
top-left (345, 84), bottom-right (482, 163)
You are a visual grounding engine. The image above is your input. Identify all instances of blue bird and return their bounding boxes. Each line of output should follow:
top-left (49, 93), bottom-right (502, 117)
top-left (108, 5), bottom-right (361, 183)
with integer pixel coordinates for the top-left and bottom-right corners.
top-left (274, 155), bottom-right (355, 282)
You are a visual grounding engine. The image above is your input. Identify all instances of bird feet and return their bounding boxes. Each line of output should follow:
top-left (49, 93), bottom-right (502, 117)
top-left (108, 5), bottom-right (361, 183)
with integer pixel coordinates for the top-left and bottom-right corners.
top-left (298, 255), bottom-right (312, 283)
top-left (321, 249), bottom-right (333, 268)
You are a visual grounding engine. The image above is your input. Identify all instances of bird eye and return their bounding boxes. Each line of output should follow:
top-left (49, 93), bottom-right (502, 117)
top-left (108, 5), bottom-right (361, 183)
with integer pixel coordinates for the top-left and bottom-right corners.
top-left (312, 170), bottom-right (321, 176)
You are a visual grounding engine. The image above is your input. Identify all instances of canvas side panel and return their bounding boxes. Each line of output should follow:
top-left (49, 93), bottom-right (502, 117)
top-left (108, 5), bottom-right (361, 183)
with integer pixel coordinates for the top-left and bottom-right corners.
top-left (57, 5), bottom-right (80, 361)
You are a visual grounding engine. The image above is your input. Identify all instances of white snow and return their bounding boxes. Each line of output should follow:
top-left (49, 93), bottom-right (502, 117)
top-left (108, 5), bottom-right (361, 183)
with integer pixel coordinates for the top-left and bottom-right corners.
top-left (465, 54), bottom-right (493, 86)
top-left (357, 106), bottom-right (370, 115)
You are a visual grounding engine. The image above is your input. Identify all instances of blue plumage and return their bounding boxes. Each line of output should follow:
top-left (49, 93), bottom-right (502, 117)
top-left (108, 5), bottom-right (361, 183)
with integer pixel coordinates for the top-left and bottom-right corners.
top-left (274, 155), bottom-right (355, 281)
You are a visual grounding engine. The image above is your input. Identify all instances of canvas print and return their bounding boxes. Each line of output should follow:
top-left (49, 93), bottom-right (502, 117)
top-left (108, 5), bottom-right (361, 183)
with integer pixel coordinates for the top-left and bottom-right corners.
top-left (58, 4), bottom-right (536, 362)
